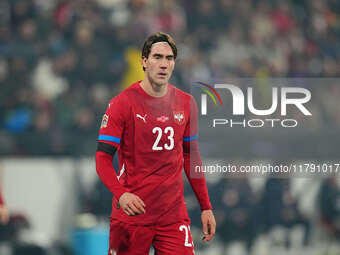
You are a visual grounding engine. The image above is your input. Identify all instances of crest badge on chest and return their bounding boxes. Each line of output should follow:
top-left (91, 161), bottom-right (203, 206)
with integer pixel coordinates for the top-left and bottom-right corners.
top-left (173, 111), bottom-right (185, 125)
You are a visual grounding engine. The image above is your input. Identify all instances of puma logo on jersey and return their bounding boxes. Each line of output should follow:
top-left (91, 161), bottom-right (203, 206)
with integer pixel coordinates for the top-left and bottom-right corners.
top-left (136, 114), bottom-right (147, 123)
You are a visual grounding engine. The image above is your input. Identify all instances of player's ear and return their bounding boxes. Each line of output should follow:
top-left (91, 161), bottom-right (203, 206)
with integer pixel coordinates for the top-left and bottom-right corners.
top-left (142, 56), bottom-right (147, 70)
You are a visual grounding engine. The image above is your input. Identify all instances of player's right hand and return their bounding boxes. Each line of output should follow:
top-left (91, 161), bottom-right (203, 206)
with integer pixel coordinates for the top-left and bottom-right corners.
top-left (119, 192), bottom-right (146, 216)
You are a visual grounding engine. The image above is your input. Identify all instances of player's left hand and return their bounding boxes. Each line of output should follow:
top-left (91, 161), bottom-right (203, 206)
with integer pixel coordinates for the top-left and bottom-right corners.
top-left (201, 209), bottom-right (216, 242)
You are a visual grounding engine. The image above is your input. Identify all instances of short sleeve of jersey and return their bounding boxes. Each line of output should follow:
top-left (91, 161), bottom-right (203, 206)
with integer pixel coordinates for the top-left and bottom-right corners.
top-left (183, 96), bottom-right (199, 142)
top-left (98, 94), bottom-right (128, 147)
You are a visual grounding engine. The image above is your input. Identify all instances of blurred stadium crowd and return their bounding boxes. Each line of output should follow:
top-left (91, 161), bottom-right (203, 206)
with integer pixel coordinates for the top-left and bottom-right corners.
top-left (1, 0), bottom-right (340, 155)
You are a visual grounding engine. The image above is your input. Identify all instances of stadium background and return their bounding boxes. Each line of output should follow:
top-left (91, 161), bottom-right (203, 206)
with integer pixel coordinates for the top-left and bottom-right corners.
top-left (0, 0), bottom-right (340, 254)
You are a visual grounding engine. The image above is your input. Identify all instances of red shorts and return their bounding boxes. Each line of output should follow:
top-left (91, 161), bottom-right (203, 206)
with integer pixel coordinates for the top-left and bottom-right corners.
top-left (108, 219), bottom-right (195, 255)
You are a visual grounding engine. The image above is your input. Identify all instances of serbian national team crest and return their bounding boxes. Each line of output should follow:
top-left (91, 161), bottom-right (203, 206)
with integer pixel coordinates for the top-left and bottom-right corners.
top-left (173, 111), bottom-right (185, 125)
top-left (101, 114), bottom-right (109, 128)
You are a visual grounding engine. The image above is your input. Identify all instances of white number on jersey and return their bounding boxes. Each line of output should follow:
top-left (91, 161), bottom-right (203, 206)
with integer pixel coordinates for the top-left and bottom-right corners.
top-left (152, 126), bottom-right (174, 151)
top-left (179, 225), bottom-right (193, 247)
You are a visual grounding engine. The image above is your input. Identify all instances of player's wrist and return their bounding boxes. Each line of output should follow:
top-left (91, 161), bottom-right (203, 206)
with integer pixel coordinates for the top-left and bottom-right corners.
top-left (200, 203), bottom-right (213, 211)
top-left (115, 188), bottom-right (129, 201)
top-left (201, 207), bottom-right (213, 211)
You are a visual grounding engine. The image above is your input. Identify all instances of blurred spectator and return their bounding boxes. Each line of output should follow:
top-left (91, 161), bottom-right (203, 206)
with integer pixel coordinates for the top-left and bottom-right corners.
top-left (318, 177), bottom-right (340, 239)
top-left (260, 177), bottom-right (311, 247)
top-left (214, 178), bottom-right (256, 251)
top-left (152, 0), bottom-right (186, 37)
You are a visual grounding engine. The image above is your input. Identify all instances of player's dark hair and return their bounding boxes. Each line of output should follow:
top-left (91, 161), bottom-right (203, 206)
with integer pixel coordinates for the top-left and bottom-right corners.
top-left (142, 32), bottom-right (177, 71)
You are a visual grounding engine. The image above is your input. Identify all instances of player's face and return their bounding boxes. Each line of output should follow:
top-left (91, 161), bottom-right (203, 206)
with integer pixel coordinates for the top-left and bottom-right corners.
top-left (142, 42), bottom-right (175, 87)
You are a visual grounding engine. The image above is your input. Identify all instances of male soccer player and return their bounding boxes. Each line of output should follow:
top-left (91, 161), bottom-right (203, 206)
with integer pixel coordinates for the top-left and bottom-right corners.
top-left (96, 32), bottom-right (216, 255)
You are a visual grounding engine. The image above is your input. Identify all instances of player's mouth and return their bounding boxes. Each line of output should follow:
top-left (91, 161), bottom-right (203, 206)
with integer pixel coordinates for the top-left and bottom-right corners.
top-left (157, 72), bottom-right (167, 78)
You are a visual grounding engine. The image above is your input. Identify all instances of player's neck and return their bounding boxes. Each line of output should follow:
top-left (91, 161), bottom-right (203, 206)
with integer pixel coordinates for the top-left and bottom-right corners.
top-left (140, 79), bottom-right (168, 97)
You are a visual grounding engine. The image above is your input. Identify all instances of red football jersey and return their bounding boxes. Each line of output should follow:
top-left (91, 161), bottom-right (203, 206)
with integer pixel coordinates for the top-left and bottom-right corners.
top-left (98, 81), bottom-right (211, 225)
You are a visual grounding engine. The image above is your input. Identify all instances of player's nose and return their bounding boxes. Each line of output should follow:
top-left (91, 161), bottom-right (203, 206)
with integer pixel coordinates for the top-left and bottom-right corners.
top-left (160, 59), bottom-right (168, 69)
